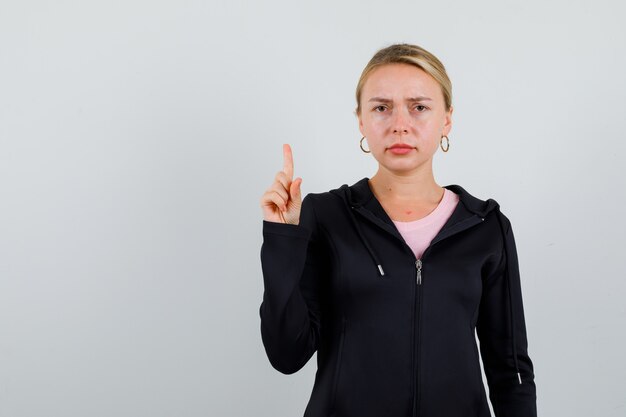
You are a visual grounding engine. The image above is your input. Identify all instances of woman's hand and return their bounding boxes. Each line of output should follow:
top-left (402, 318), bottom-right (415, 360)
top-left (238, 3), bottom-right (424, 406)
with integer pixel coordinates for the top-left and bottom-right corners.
top-left (260, 144), bottom-right (303, 225)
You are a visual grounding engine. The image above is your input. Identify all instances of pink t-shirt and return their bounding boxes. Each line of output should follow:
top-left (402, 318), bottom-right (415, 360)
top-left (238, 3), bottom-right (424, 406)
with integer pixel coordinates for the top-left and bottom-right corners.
top-left (391, 188), bottom-right (460, 260)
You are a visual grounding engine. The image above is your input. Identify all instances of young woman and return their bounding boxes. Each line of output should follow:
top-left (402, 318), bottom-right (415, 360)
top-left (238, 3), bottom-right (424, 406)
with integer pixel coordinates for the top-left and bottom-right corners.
top-left (259, 43), bottom-right (537, 417)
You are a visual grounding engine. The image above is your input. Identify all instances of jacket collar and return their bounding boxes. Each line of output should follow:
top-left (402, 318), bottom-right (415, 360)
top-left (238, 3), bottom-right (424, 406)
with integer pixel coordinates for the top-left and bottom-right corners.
top-left (330, 177), bottom-right (500, 225)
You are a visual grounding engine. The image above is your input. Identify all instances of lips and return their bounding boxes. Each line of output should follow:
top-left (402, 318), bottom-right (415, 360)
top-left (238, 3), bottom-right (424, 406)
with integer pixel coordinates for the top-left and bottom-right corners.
top-left (389, 143), bottom-right (414, 149)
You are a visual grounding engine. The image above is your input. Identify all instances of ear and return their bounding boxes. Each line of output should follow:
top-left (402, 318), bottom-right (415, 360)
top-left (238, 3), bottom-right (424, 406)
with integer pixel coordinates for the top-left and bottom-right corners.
top-left (442, 105), bottom-right (453, 136)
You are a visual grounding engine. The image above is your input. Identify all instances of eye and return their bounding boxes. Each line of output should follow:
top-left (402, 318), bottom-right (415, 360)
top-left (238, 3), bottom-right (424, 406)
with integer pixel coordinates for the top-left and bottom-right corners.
top-left (373, 105), bottom-right (388, 112)
top-left (414, 105), bottom-right (427, 112)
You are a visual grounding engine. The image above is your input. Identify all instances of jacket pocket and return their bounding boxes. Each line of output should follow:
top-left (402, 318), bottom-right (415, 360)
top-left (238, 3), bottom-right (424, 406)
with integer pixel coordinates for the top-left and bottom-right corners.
top-left (470, 326), bottom-right (491, 417)
top-left (329, 316), bottom-right (346, 415)
top-left (469, 326), bottom-right (483, 384)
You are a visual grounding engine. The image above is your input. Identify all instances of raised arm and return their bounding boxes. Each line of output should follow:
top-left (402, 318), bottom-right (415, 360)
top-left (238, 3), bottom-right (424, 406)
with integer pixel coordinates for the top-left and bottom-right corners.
top-left (258, 144), bottom-right (328, 374)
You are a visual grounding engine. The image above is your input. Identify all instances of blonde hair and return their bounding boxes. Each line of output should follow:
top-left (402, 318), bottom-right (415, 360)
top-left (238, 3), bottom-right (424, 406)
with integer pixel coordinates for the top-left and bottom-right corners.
top-left (355, 43), bottom-right (452, 115)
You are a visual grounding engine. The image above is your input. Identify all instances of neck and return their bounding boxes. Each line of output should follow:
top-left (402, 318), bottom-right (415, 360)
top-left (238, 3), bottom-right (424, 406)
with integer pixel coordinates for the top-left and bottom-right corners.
top-left (369, 164), bottom-right (443, 203)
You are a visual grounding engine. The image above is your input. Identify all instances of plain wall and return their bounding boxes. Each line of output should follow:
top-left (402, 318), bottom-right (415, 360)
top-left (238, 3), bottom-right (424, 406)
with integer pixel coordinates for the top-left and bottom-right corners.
top-left (1, 0), bottom-right (625, 416)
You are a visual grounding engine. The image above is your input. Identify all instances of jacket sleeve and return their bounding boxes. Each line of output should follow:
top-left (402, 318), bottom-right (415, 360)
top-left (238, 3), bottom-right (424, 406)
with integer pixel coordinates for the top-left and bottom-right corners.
top-left (477, 211), bottom-right (537, 417)
top-left (259, 193), bottom-right (328, 374)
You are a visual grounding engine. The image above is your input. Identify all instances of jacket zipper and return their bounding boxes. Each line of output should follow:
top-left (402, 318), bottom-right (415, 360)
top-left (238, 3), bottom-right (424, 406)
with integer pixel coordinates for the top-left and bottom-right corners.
top-left (351, 207), bottom-right (485, 417)
top-left (415, 259), bottom-right (422, 285)
top-left (413, 257), bottom-right (422, 417)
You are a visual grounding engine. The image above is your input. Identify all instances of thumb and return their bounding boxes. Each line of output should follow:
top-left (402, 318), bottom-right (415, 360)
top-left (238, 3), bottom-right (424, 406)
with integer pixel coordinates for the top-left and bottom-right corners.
top-left (290, 177), bottom-right (302, 201)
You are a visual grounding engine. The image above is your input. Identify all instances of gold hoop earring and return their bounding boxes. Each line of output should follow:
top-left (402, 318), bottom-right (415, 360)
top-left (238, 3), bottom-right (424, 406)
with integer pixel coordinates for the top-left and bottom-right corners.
top-left (360, 136), bottom-right (371, 153)
top-left (440, 135), bottom-right (450, 152)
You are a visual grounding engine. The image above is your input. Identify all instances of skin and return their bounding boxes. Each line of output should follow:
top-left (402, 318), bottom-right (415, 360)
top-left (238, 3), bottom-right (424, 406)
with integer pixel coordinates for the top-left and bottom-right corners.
top-left (260, 143), bottom-right (302, 225)
top-left (358, 63), bottom-right (453, 221)
top-left (260, 63), bottom-right (453, 225)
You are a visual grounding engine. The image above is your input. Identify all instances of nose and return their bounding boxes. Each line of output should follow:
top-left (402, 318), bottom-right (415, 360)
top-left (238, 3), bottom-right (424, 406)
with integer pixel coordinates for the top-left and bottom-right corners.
top-left (392, 108), bottom-right (410, 134)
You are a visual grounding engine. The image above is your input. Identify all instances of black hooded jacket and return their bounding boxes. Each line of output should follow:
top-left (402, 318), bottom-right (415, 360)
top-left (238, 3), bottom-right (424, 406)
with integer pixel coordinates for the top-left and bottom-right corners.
top-left (259, 177), bottom-right (537, 417)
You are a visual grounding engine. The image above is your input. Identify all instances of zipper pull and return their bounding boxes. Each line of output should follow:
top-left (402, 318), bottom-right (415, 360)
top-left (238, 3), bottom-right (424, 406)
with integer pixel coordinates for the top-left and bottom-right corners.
top-left (415, 259), bottom-right (422, 285)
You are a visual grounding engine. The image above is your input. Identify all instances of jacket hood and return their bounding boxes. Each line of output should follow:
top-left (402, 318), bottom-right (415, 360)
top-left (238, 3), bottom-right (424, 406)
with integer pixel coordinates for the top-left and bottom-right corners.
top-left (328, 177), bottom-right (502, 276)
top-left (329, 177), bottom-right (523, 383)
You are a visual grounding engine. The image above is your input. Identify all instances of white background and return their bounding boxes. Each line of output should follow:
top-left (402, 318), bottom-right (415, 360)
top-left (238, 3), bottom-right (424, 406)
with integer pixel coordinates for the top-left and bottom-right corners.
top-left (1, 1), bottom-right (625, 416)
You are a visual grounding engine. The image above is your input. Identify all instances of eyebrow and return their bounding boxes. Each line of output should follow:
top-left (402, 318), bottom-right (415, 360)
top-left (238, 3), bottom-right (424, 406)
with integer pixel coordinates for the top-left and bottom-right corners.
top-left (368, 96), bottom-right (432, 102)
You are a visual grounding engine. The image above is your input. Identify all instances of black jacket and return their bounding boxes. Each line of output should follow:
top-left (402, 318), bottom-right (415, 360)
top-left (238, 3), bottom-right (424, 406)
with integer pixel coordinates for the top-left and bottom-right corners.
top-left (259, 177), bottom-right (537, 417)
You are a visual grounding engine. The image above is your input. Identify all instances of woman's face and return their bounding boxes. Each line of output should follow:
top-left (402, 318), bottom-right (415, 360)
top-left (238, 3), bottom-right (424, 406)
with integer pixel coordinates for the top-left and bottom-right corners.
top-left (358, 63), bottom-right (453, 174)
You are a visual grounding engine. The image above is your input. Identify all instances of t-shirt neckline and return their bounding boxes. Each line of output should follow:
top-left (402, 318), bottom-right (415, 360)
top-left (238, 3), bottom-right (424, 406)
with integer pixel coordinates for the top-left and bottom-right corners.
top-left (391, 188), bottom-right (454, 228)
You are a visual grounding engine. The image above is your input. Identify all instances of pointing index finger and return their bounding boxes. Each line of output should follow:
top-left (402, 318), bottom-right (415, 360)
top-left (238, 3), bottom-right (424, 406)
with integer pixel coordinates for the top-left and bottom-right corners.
top-left (283, 143), bottom-right (294, 179)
